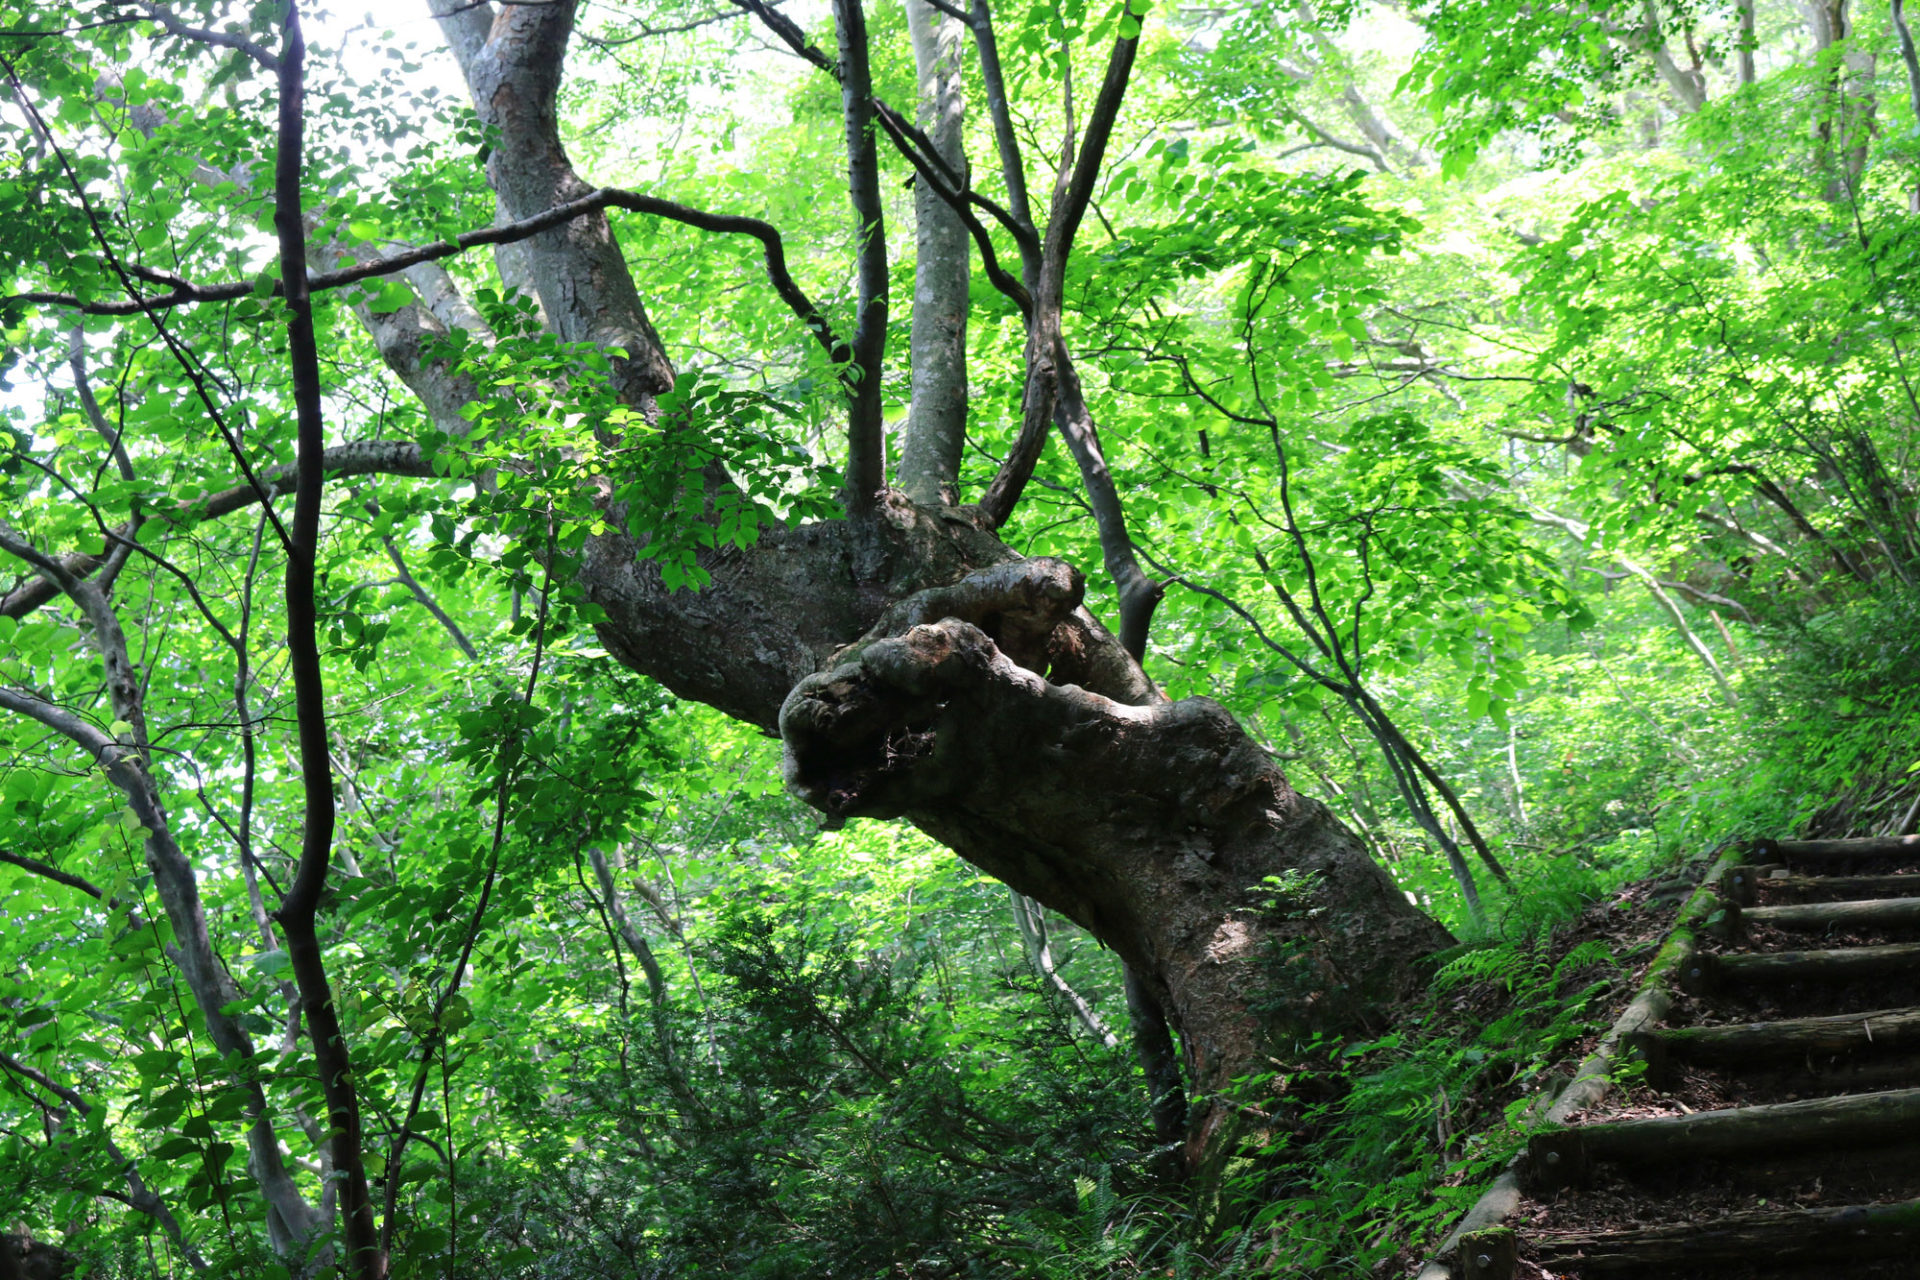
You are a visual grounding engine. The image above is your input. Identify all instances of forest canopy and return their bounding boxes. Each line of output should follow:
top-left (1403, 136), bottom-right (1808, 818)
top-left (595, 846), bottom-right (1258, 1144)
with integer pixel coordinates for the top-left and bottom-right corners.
top-left (2, 0), bottom-right (1919, 1276)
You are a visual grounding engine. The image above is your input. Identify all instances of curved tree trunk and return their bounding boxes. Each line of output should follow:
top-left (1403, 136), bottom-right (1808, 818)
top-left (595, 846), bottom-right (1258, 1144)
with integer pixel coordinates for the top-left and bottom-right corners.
top-left (580, 530), bottom-right (1452, 1166)
top-left (416, 0), bottom-right (1454, 1176)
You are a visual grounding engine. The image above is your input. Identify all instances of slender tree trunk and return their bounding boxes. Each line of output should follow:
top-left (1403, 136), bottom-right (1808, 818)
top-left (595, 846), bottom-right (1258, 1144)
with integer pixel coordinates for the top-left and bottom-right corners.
top-left (269, 11), bottom-right (383, 1272)
top-left (1622, 560), bottom-right (1738, 708)
top-left (1506, 722), bottom-right (1529, 831)
top-left (1637, 0), bottom-right (1707, 111)
top-left (1896, 0), bottom-right (1920, 208)
top-left (1009, 889), bottom-right (1120, 1048)
top-left (589, 847), bottom-right (705, 1121)
top-left (1737, 0), bottom-right (1758, 85)
top-left (899, 0), bottom-right (969, 505)
top-left (1293, 1), bottom-right (1431, 168)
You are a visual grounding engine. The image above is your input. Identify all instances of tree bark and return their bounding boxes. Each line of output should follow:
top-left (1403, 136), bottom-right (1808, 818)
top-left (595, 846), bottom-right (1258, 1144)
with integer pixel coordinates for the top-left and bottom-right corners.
top-left (426, 0), bottom-right (674, 412)
top-left (776, 561), bottom-right (1452, 1162)
top-left (899, 0), bottom-right (970, 506)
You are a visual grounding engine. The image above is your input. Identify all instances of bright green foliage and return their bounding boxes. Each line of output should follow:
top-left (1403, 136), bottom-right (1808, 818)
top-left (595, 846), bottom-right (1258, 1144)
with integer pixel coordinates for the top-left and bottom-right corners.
top-left (5, 0), bottom-right (1920, 1276)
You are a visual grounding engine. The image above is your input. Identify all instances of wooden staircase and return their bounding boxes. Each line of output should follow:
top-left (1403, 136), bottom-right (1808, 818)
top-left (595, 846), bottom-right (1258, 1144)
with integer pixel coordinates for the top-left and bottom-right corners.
top-left (1420, 835), bottom-right (1920, 1279)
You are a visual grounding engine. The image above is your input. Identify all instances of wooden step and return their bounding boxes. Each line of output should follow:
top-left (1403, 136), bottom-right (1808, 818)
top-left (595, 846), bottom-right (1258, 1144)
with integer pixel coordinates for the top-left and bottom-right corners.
top-left (1758, 834), bottom-right (1920, 862)
top-left (1638, 1006), bottom-right (1920, 1060)
top-left (1736, 896), bottom-right (1920, 932)
top-left (1724, 864), bottom-right (1920, 905)
top-left (1527, 1086), bottom-right (1920, 1188)
top-left (1526, 1195), bottom-right (1920, 1273)
top-left (1687, 941), bottom-right (1920, 992)
top-left (1628, 1007), bottom-right (1920, 1078)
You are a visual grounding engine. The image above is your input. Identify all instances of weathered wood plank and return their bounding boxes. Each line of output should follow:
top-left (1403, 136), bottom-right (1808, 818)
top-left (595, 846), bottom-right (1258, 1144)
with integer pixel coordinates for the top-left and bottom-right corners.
top-left (1635, 1006), bottom-right (1920, 1065)
top-left (1759, 834), bottom-right (1920, 861)
top-left (1527, 1087), bottom-right (1920, 1188)
top-left (1707, 941), bottom-right (1920, 986)
top-left (1740, 896), bottom-right (1920, 931)
top-left (1725, 864), bottom-right (1920, 905)
top-left (1530, 1196), bottom-right (1920, 1270)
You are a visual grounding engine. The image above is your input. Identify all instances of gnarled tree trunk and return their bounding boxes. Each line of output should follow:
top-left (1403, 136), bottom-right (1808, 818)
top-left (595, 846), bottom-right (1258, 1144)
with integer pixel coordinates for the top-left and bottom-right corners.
top-left (415, 0), bottom-right (1452, 1177)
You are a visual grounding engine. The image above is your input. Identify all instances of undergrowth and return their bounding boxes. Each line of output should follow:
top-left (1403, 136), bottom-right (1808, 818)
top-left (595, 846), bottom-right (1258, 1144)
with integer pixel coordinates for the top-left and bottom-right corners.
top-left (1199, 854), bottom-right (1651, 1277)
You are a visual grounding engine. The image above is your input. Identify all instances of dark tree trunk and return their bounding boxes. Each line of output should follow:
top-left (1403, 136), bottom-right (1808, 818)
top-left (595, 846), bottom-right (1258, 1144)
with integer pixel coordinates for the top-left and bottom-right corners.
top-left (414, 0), bottom-right (1455, 1176)
top-left (581, 516), bottom-right (1452, 1164)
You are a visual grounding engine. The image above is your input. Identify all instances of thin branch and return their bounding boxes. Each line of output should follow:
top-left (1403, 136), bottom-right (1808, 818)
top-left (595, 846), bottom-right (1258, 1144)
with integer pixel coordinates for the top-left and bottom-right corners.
top-left (1291, 111), bottom-right (1389, 168)
top-left (725, 0), bottom-right (835, 72)
top-left (0, 1051), bottom-right (206, 1269)
top-left (1042, 5), bottom-right (1144, 293)
top-left (976, 330), bottom-right (1057, 527)
top-left (113, 0), bottom-right (281, 68)
top-left (1009, 890), bottom-right (1119, 1048)
top-left (0, 525), bottom-right (152, 748)
top-left (725, 0), bottom-right (1035, 312)
top-left (579, 6), bottom-right (739, 46)
top-left (969, 0), bottom-right (1039, 286)
top-left (0, 847), bottom-right (105, 898)
top-left (1617, 559), bottom-right (1740, 708)
top-left (587, 847), bottom-right (704, 1118)
top-left (918, 0), bottom-right (973, 24)
top-left (381, 541), bottom-right (477, 660)
top-left (0, 53), bottom-right (295, 557)
top-left (10, 189), bottom-right (847, 361)
top-left (0, 547), bottom-right (322, 1250)
top-left (67, 327), bottom-right (135, 484)
top-left (0, 15), bottom-right (142, 37)
top-left (872, 106), bottom-right (1033, 315)
top-left (381, 523), bottom-right (557, 1256)
top-left (1, 440), bottom-right (432, 622)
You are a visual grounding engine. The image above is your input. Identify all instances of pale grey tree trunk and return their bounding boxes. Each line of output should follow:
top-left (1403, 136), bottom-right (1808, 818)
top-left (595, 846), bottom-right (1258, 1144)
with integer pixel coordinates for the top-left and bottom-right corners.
top-left (1622, 560), bottom-right (1739, 708)
top-left (899, 0), bottom-right (970, 505)
top-left (1737, 0), bottom-right (1757, 84)
top-left (1293, 3), bottom-right (1431, 170)
top-left (1638, 0), bottom-right (1707, 111)
top-left (1009, 889), bottom-right (1120, 1048)
top-left (1805, 0), bottom-right (1875, 197)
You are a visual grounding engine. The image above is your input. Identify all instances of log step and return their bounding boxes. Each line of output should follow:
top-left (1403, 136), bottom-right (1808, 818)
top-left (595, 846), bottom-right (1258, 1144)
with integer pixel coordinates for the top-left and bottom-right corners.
top-left (1529, 1195), bottom-right (1920, 1272)
top-left (1738, 896), bottom-right (1920, 932)
top-left (1527, 1086), bottom-right (1920, 1188)
top-left (1690, 941), bottom-right (1920, 990)
top-left (1724, 865), bottom-right (1920, 905)
top-left (1758, 834), bottom-right (1920, 862)
top-left (1628, 1007), bottom-right (1920, 1075)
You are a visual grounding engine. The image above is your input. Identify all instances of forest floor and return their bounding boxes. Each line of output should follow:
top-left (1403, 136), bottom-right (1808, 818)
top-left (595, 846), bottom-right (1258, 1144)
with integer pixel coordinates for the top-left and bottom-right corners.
top-left (1438, 863), bottom-right (1704, 1144)
top-left (1375, 858), bottom-right (1710, 1275)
